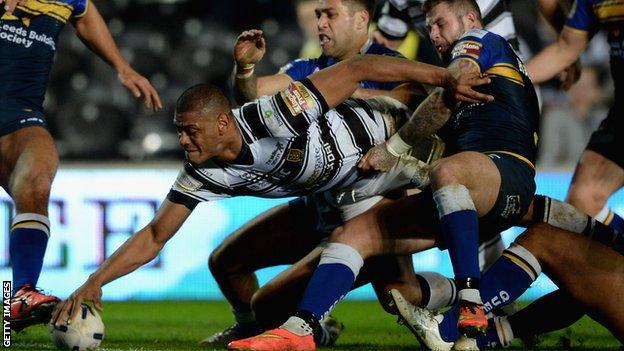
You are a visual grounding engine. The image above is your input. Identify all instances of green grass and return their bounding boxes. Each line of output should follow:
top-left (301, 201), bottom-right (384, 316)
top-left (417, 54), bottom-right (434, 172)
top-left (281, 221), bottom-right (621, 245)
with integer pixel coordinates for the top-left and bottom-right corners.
top-left (9, 300), bottom-right (621, 350)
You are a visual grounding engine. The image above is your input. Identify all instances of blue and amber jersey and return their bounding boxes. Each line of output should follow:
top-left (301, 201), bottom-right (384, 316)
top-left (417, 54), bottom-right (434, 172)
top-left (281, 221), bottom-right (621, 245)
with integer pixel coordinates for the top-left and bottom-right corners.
top-left (565, 0), bottom-right (624, 104)
top-left (279, 40), bottom-right (404, 91)
top-left (439, 29), bottom-right (540, 168)
top-left (0, 0), bottom-right (87, 112)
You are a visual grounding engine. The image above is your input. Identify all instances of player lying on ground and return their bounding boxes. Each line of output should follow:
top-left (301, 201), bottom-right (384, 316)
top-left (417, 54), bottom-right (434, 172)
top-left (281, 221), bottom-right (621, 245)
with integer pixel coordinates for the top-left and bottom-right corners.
top-left (389, 221), bottom-right (624, 350)
top-left (49, 53), bottom-right (490, 333)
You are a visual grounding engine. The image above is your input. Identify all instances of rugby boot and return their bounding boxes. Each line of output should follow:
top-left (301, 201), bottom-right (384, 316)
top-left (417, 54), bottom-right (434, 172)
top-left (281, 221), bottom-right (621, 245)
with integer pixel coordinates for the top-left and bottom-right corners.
top-left (389, 289), bottom-right (454, 351)
top-left (457, 300), bottom-right (488, 337)
top-left (317, 315), bottom-right (344, 346)
top-left (228, 316), bottom-right (316, 351)
top-left (199, 322), bottom-right (263, 347)
top-left (9, 284), bottom-right (60, 331)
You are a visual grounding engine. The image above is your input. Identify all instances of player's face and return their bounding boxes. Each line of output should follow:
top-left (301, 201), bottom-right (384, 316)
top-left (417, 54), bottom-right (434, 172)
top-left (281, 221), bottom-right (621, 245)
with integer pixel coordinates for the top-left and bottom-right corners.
top-left (315, 0), bottom-right (360, 59)
top-left (426, 2), bottom-right (467, 59)
top-left (174, 111), bottom-right (220, 164)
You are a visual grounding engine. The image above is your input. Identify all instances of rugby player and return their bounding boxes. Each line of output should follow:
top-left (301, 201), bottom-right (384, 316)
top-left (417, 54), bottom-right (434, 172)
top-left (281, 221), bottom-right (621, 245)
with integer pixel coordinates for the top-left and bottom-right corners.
top-left (50, 53), bottom-right (490, 340)
top-left (233, 0), bottom-right (423, 106)
top-left (228, 0), bottom-right (541, 349)
top-left (389, 221), bottom-right (624, 350)
top-left (1, 0), bottom-right (161, 331)
top-left (373, 0), bottom-right (519, 66)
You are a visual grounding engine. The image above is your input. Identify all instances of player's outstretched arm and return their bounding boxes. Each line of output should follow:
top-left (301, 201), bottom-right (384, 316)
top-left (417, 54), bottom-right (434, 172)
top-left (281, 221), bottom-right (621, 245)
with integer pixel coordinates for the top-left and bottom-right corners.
top-left (0, 0), bottom-right (26, 15)
top-left (71, 1), bottom-right (162, 111)
top-left (232, 29), bottom-right (293, 104)
top-left (358, 58), bottom-right (487, 171)
top-left (309, 54), bottom-right (491, 111)
top-left (51, 199), bottom-right (191, 326)
top-left (526, 27), bottom-right (588, 84)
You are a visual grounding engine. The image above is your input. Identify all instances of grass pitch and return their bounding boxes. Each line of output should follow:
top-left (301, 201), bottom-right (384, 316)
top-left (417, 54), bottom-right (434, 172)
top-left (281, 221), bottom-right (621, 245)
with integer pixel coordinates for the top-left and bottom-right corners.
top-left (9, 300), bottom-right (621, 350)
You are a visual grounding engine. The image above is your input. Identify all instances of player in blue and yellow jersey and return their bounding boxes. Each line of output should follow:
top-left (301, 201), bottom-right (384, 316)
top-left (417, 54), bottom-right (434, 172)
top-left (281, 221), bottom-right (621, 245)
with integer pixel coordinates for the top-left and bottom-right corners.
top-left (369, 0), bottom-right (539, 337)
top-left (1, 0), bottom-right (161, 331)
top-left (232, 0), bottom-right (425, 106)
top-left (528, 0), bottom-right (624, 240)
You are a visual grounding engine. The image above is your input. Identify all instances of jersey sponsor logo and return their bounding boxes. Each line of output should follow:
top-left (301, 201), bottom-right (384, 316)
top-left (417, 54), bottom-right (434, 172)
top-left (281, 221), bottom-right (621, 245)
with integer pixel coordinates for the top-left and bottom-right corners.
top-left (281, 82), bottom-right (313, 116)
top-left (174, 172), bottom-right (203, 192)
top-left (286, 148), bottom-right (303, 162)
top-left (18, 117), bottom-right (43, 124)
top-left (501, 194), bottom-right (522, 218)
top-left (265, 141), bottom-right (285, 166)
top-left (452, 40), bottom-right (482, 59)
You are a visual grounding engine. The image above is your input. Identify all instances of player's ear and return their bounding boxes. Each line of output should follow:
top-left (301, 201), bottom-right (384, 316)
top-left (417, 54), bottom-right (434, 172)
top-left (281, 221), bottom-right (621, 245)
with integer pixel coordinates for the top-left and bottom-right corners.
top-left (354, 9), bottom-right (369, 31)
top-left (216, 112), bottom-right (230, 134)
top-left (464, 10), bottom-right (479, 28)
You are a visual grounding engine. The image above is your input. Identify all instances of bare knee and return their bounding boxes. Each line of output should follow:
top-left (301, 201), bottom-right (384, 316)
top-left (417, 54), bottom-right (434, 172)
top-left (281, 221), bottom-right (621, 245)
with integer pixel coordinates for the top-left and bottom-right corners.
top-left (514, 223), bottom-right (553, 260)
top-left (11, 172), bottom-right (53, 213)
top-left (329, 225), bottom-right (373, 258)
top-left (209, 241), bottom-right (243, 276)
top-left (566, 187), bottom-right (609, 216)
top-left (429, 158), bottom-right (464, 188)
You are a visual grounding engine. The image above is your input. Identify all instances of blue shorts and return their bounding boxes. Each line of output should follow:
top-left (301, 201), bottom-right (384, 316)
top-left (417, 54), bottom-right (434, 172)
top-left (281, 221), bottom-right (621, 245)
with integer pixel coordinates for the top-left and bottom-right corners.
top-left (0, 108), bottom-right (48, 137)
top-left (586, 105), bottom-right (624, 169)
top-left (479, 152), bottom-right (536, 234)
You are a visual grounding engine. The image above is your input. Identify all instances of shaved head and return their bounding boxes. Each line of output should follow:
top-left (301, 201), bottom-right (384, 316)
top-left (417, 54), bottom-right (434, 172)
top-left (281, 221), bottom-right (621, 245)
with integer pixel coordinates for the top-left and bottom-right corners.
top-left (175, 84), bottom-right (231, 118)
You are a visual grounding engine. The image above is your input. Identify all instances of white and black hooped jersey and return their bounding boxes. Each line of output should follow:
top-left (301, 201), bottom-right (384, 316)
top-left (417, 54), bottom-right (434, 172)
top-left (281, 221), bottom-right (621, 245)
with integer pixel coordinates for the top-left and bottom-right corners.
top-left (168, 79), bottom-right (410, 209)
top-left (377, 0), bottom-right (518, 49)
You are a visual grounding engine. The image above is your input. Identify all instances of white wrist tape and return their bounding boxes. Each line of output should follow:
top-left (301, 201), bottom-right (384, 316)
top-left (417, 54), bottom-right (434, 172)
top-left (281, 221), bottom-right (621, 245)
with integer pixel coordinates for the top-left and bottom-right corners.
top-left (386, 134), bottom-right (411, 157)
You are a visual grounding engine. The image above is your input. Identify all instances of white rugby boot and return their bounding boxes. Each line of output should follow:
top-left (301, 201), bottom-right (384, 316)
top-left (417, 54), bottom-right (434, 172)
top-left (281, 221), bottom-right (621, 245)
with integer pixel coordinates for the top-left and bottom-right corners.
top-left (389, 289), bottom-right (454, 351)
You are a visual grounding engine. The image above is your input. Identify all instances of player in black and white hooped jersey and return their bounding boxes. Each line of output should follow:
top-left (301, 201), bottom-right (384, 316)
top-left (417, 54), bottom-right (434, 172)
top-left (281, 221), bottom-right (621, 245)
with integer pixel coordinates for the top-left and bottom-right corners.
top-left (170, 79), bottom-right (409, 205)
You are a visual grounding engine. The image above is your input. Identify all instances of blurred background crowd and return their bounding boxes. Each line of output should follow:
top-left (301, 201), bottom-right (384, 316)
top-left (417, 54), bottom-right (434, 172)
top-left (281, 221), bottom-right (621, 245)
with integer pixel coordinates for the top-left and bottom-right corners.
top-left (48, 0), bottom-right (612, 169)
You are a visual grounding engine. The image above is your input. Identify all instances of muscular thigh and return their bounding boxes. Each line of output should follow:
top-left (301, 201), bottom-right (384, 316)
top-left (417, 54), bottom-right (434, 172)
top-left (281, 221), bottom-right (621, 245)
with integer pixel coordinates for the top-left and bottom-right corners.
top-left (0, 126), bottom-right (58, 192)
top-left (331, 193), bottom-right (439, 257)
top-left (215, 198), bottom-right (332, 270)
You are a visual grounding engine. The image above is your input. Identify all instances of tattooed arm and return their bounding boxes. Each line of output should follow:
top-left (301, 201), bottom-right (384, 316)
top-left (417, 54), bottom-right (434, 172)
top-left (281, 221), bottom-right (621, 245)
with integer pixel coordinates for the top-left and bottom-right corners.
top-left (359, 58), bottom-right (484, 171)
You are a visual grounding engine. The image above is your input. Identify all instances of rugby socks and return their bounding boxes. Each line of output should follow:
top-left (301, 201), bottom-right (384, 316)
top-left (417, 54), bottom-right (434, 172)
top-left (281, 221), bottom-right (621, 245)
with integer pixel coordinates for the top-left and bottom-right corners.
top-left (9, 213), bottom-right (50, 294)
top-left (595, 206), bottom-right (624, 232)
top-left (296, 243), bottom-right (363, 321)
top-left (532, 195), bottom-right (624, 253)
top-left (438, 243), bottom-right (540, 342)
top-left (480, 243), bottom-right (541, 314)
top-left (433, 184), bottom-right (481, 303)
top-left (416, 271), bottom-right (457, 310)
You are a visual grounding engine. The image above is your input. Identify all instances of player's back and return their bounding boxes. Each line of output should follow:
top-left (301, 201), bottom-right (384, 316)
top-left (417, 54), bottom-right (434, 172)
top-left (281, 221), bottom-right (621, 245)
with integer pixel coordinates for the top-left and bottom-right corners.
top-left (172, 81), bottom-right (411, 202)
top-left (439, 29), bottom-right (540, 166)
top-left (0, 0), bottom-right (87, 111)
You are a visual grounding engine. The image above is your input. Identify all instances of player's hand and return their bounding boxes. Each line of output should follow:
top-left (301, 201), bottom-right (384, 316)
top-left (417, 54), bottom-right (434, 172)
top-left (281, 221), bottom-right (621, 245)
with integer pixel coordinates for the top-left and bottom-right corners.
top-left (117, 66), bottom-right (162, 111)
top-left (234, 29), bottom-right (266, 67)
top-left (51, 280), bottom-right (103, 327)
top-left (1, 0), bottom-right (27, 15)
top-left (559, 60), bottom-right (581, 91)
top-left (358, 143), bottom-right (399, 172)
top-left (447, 71), bottom-right (493, 104)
